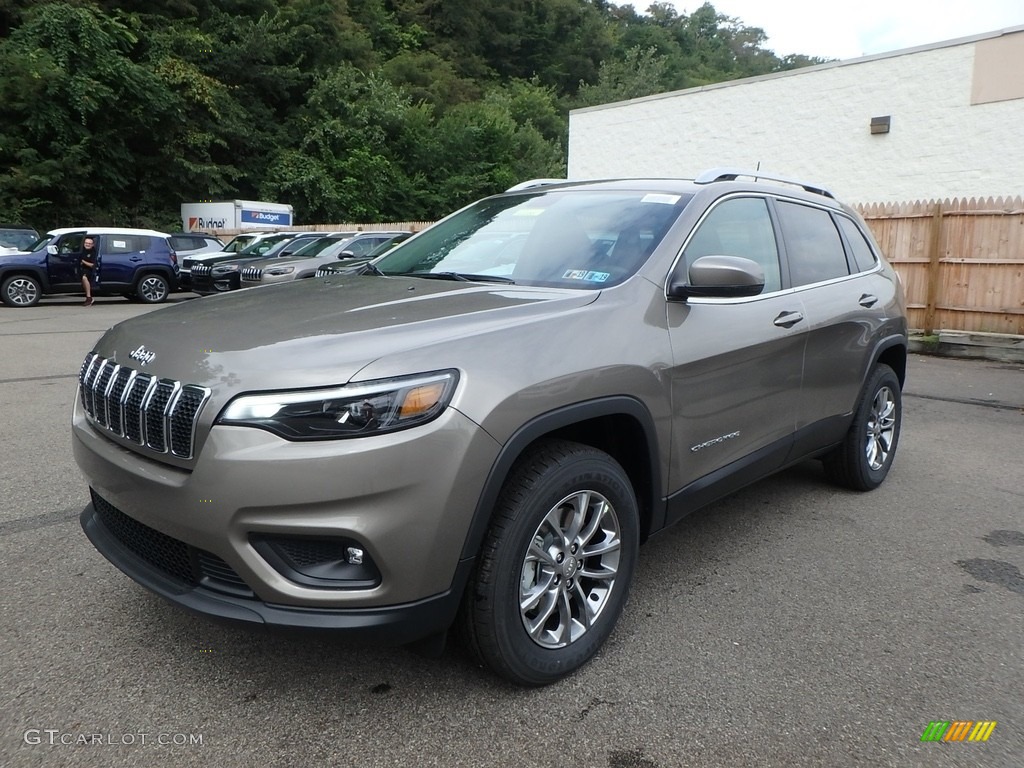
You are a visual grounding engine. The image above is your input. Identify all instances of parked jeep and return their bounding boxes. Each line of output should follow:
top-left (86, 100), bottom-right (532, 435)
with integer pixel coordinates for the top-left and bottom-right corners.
top-left (73, 170), bottom-right (907, 685)
top-left (240, 231), bottom-right (409, 287)
top-left (0, 228), bottom-right (179, 307)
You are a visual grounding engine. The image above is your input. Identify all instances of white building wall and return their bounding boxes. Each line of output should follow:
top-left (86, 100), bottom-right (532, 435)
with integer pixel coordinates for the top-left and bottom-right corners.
top-left (567, 30), bottom-right (1024, 204)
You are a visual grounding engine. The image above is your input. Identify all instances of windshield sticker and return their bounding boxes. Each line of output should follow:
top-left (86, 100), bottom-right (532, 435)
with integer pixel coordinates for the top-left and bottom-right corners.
top-left (112, 240), bottom-right (127, 248)
top-left (562, 270), bottom-right (611, 283)
top-left (641, 193), bottom-right (680, 205)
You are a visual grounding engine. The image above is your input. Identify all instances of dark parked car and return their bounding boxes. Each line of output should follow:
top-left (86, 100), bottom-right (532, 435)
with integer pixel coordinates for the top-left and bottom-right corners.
top-left (73, 169), bottom-right (907, 685)
top-left (1, 228), bottom-right (179, 307)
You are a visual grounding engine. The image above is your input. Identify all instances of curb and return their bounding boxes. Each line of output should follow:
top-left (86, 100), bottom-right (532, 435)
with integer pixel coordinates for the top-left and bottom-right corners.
top-left (909, 331), bottom-right (1024, 365)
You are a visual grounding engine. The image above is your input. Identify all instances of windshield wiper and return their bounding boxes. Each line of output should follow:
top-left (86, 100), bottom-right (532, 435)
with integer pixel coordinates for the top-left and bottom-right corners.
top-left (396, 271), bottom-right (515, 284)
top-left (361, 261), bottom-right (386, 276)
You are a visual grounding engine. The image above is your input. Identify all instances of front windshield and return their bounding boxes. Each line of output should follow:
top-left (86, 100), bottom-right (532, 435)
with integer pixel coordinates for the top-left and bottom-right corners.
top-left (20, 233), bottom-right (52, 253)
top-left (290, 235), bottom-right (352, 258)
top-left (375, 189), bottom-right (691, 288)
top-left (237, 234), bottom-right (292, 257)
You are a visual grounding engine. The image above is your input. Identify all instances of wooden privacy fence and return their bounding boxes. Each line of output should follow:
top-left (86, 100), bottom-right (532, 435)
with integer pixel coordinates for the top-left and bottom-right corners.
top-left (218, 199), bottom-right (1024, 336)
top-left (856, 197), bottom-right (1024, 336)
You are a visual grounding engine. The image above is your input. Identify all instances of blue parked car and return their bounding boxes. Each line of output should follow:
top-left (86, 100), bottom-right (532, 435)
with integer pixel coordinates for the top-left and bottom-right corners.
top-left (0, 227), bottom-right (180, 307)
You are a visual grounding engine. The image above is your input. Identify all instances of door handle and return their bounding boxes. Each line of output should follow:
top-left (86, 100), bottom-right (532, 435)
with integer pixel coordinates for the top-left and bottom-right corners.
top-left (859, 293), bottom-right (878, 308)
top-left (773, 311), bottom-right (804, 328)
top-left (130, 256), bottom-right (143, 262)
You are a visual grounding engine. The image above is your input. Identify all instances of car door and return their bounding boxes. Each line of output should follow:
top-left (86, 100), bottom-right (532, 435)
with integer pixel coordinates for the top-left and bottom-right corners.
top-left (774, 200), bottom-right (900, 455)
top-left (95, 233), bottom-right (146, 288)
top-left (47, 231), bottom-right (87, 287)
top-left (665, 196), bottom-right (807, 519)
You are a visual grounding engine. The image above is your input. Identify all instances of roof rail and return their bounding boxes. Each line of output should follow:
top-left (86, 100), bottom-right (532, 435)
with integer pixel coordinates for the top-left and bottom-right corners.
top-left (694, 168), bottom-right (835, 199)
top-left (504, 178), bottom-right (567, 193)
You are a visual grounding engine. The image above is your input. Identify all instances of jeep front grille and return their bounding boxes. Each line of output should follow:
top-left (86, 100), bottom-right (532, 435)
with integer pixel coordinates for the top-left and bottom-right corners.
top-left (315, 267), bottom-right (331, 277)
top-left (190, 263), bottom-right (211, 276)
top-left (79, 352), bottom-right (210, 460)
top-left (241, 266), bottom-right (262, 281)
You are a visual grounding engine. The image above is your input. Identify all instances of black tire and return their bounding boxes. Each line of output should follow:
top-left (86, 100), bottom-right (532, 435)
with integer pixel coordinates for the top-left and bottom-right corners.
top-left (134, 273), bottom-right (170, 304)
top-left (1, 274), bottom-right (42, 307)
top-left (460, 439), bottom-right (639, 686)
top-left (823, 363), bottom-right (902, 491)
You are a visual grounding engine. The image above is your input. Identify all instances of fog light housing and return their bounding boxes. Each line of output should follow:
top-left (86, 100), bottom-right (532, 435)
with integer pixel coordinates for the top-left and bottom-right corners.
top-left (251, 535), bottom-right (380, 589)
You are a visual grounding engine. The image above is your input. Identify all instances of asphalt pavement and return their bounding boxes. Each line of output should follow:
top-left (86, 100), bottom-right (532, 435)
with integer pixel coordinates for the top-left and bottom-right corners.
top-left (0, 295), bottom-right (1021, 768)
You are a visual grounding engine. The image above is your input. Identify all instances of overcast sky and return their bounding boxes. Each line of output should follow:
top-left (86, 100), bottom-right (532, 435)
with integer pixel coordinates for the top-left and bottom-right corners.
top-left (669, 0), bottom-right (1024, 60)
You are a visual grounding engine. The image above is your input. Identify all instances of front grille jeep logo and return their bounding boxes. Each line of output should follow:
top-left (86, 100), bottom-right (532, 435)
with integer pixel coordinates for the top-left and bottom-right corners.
top-left (129, 345), bottom-right (156, 366)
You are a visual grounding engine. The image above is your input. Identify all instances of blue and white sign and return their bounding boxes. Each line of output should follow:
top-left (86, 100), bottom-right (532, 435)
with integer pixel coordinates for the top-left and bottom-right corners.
top-left (241, 209), bottom-right (292, 226)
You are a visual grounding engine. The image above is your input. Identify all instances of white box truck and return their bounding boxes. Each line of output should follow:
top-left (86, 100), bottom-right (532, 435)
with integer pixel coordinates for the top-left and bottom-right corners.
top-left (180, 200), bottom-right (294, 232)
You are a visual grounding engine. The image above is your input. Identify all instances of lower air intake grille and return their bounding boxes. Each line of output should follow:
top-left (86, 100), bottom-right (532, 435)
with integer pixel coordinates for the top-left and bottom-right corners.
top-left (90, 490), bottom-right (252, 597)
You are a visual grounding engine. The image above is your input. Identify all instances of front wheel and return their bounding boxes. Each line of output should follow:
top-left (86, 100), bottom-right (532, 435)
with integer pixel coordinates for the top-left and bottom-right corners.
top-left (135, 274), bottom-right (170, 304)
top-left (1, 274), bottom-right (42, 307)
top-left (823, 363), bottom-right (902, 491)
top-left (460, 440), bottom-right (639, 686)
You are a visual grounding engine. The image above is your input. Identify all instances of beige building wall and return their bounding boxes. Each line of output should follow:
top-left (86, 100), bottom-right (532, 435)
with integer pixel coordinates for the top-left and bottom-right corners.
top-left (567, 27), bottom-right (1024, 204)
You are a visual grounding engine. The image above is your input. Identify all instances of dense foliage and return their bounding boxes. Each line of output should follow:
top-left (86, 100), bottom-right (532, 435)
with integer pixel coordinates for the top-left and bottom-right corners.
top-left (0, 1), bottom-right (824, 230)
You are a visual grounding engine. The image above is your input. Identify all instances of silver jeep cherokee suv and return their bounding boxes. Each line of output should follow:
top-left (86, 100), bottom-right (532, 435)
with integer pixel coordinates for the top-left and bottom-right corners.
top-left (73, 169), bottom-right (908, 686)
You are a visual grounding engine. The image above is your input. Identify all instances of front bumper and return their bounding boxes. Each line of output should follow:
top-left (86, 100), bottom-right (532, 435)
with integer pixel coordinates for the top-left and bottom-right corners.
top-left (73, 397), bottom-right (500, 639)
top-left (80, 499), bottom-right (473, 642)
top-left (190, 272), bottom-right (239, 294)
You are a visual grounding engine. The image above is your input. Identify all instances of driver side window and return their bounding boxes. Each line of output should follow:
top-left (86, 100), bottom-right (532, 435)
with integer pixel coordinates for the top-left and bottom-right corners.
top-left (683, 197), bottom-right (782, 293)
top-left (58, 234), bottom-right (85, 255)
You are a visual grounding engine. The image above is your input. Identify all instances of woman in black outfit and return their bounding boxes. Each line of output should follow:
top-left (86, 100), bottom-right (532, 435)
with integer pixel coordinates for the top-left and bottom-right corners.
top-left (79, 236), bottom-right (97, 306)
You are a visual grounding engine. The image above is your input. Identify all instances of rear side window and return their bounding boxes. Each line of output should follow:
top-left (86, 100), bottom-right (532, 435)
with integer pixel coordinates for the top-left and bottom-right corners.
top-left (776, 201), bottom-right (850, 287)
top-left (104, 235), bottom-right (152, 254)
top-left (836, 216), bottom-right (879, 273)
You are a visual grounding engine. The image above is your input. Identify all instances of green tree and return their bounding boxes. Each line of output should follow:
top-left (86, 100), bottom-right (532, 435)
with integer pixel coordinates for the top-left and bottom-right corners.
top-left (0, 3), bottom-right (170, 226)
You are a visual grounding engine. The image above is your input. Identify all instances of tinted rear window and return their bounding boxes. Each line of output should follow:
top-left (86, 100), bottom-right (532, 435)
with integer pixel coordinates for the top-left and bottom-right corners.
top-left (776, 201), bottom-right (850, 286)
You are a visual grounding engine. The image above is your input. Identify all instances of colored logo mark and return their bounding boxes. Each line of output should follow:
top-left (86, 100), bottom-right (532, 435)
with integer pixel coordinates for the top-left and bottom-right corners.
top-left (920, 721), bottom-right (997, 742)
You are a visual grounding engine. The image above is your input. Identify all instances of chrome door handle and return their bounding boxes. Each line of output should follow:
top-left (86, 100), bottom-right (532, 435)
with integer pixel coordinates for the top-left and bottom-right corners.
top-left (859, 294), bottom-right (878, 308)
top-left (773, 311), bottom-right (804, 328)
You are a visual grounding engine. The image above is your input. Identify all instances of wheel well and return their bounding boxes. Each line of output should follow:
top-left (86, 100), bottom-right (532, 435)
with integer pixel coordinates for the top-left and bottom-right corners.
top-left (133, 269), bottom-right (172, 287)
top-left (876, 344), bottom-right (907, 388)
top-left (526, 414), bottom-right (656, 542)
top-left (0, 268), bottom-right (46, 287)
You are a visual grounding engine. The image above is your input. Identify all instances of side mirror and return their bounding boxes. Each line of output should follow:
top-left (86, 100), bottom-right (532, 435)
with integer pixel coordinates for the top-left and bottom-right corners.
top-left (338, 250), bottom-right (356, 259)
top-left (667, 255), bottom-right (766, 300)
top-left (47, 245), bottom-right (58, 256)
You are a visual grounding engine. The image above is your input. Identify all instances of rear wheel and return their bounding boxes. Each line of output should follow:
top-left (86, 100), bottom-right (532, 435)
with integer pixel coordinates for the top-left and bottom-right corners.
top-left (823, 364), bottom-right (902, 490)
top-left (460, 439), bottom-right (639, 686)
top-left (1, 274), bottom-right (42, 307)
top-left (135, 274), bottom-right (170, 304)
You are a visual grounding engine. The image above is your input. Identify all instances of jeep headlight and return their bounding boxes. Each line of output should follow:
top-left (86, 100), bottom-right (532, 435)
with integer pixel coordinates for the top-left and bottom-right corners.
top-left (217, 371), bottom-right (459, 440)
top-left (266, 266), bottom-right (294, 276)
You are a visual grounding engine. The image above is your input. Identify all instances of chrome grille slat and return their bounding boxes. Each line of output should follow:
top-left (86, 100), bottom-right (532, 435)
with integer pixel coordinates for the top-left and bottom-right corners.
top-left (78, 354), bottom-right (210, 461)
top-left (142, 380), bottom-right (176, 453)
top-left (123, 373), bottom-right (154, 444)
top-left (107, 368), bottom-right (134, 436)
top-left (94, 362), bottom-right (118, 428)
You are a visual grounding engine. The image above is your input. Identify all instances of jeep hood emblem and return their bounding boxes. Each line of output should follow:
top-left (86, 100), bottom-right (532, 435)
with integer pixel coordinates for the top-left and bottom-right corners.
top-left (129, 345), bottom-right (156, 366)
